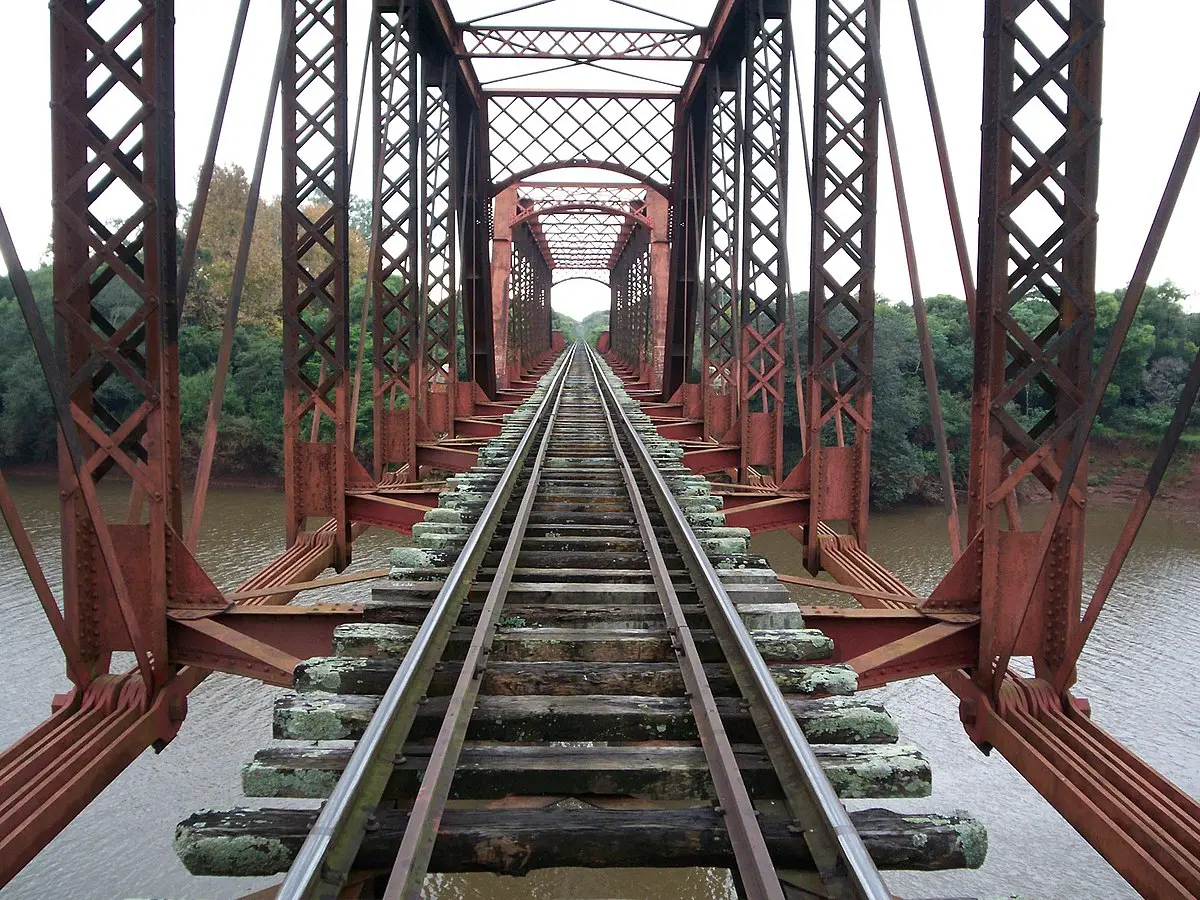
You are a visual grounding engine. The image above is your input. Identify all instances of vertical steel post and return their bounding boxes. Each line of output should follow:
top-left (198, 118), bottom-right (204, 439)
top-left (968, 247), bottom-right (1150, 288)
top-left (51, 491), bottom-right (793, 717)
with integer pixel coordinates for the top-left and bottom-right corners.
top-left (803, 0), bottom-right (879, 570)
top-left (966, 0), bottom-right (1102, 693)
top-left (418, 64), bottom-right (457, 434)
top-left (282, 0), bottom-right (352, 567)
top-left (372, 0), bottom-right (420, 479)
top-left (664, 104), bottom-right (708, 400)
top-left (703, 65), bottom-right (742, 444)
top-left (741, 0), bottom-right (791, 484)
top-left (50, 0), bottom-right (182, 680)
top-left (647, 193), bottom-right (672, 392)
top-left (455, 92), bottom-right (496, 398)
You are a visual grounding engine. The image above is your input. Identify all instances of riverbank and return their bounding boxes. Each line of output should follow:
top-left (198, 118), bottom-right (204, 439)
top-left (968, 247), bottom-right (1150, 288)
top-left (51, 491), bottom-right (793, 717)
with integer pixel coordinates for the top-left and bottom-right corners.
top-left (1, 462), bottom-right (285, 491)
top-left (1086, 439), bottom-right (1199, 524)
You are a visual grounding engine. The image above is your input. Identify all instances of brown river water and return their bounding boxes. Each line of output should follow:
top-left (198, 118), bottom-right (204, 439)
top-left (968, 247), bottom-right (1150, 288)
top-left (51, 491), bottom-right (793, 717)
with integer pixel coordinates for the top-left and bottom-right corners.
top-left (1, 477), bottom-right (1197, 899)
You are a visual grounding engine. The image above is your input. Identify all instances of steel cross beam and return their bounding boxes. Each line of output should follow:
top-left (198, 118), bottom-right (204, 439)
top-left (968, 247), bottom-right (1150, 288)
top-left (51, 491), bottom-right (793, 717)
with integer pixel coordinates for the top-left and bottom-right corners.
top-left (461, 27), bottom-right (705, 61)
top-left (799, 0), bottom-right (880, 570)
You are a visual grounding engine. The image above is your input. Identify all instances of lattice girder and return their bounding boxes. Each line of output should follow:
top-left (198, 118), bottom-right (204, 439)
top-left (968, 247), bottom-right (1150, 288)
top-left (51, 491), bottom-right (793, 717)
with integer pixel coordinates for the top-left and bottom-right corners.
top-left (488, 94), bottom-right (675, 193)
top-left (50, 0), bottom-right (184, 676)
top-left (463, 27), bottom-right (703, 61)
top-left (802, 0), bottom-right (879, 566)
top-left (704, 66), bottom-right (742, 408)
top-left (738, 1), bottom-right (790, 481)
top-left (282, 0), bottom-right (354, 567)
top-left (966, 0), bottom-right (1102, 687)
top-left (416, 69), bottom-right (457, 433)
top-left (372, 2), bottom-right (420, 476)
top-left (510, 224), bottom-right (552, 367)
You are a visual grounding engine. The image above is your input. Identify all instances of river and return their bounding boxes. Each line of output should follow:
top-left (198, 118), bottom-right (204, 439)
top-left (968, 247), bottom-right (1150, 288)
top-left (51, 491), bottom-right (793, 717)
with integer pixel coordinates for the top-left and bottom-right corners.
top-left (1, 478), bottom-right (1196, 899)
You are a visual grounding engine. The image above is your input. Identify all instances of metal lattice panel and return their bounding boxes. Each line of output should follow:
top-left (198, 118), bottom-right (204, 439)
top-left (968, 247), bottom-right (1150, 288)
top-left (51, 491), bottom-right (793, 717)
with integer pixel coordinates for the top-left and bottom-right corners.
top-left (372, 2), bottom-right (419, 459)
top-left (463, 27), bottom-right (703, 60)
top-left (804, 0), bottom-right (878, 557)
top-left (516, 184), bottom-right (647, 215)
top-left (532, 212), bottom-right (629, 269)
top-left (610, 226), bottom-right (652, 367)
top-left (739, 2), bottom-right (789, 478)
top-left (704, 72), bottom-right (742, 389)
top-left (282, 0), bottom-right (351, 556)
top-left (979, 0), bottom-right (1102, 503)
top-left (969, 0), bottom-right (1103, 681)
top-left (49, 0), bottom-right (180, 669)
top-left (510, 224), bottom-right (552, 365)
top-left (51, 0), bottom-right (175, 492)
top-left (418, 73), bottom-right (456, 410)
top-left (808, 0), bottom-right (877, 433)
top-left (488, 94), bottom-right (675, 190)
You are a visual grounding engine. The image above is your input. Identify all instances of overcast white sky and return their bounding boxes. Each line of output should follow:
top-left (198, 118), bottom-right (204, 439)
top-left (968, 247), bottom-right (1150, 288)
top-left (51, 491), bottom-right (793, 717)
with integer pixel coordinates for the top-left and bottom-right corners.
top-left (2, 1), bottom-right (1198, 319)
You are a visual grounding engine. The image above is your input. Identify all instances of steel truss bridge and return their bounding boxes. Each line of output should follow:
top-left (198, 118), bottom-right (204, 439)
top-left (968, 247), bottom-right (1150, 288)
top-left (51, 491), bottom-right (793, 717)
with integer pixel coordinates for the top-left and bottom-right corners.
top-left (2, 0), bottom-right (1200, 897)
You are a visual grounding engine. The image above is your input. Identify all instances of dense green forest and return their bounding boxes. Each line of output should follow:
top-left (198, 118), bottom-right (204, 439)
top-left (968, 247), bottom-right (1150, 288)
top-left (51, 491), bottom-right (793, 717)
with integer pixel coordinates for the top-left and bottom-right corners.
top-left (777, 286), bottom-right (1200, 508)
top-left (0, 165), bottom-right (1195, 506)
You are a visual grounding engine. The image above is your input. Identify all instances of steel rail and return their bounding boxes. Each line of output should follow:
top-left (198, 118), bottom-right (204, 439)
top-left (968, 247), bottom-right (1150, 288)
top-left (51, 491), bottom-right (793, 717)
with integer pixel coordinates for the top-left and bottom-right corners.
top-left (583, 349), bottom-right (784, 900)
top-left (277, 349), bottom-right (577, 899)
top-left (382, 343), bottom-right (577, 897)
top-left (584, 345), bottom-right (891, 900)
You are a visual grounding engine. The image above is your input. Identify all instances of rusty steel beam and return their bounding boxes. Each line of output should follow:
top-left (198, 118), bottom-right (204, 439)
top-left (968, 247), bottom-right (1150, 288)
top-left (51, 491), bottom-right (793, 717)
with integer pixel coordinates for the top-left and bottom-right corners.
top-left (663, 89), bottom-right (706, 403)
top-left (346, 489), bottom-right (443, 533)
top-left (373, 1), bottom-right (421, 479)
top-left (282, 0), bottom-right (358, 569)
top-left (736, 0), bottom-right (790, 483)
top-left (680, 0), bottom-right (742, 109)
top-left (49, 0), bottom-right (190, 692)
top-left (461, 26), bottom-right (704, 61)
top-left (959, 0), bottom-right (1103, 697)
top-left (720, 495), bottom-right (810, 535)
top-left (1059, 337), bottom-right (1200, 691)
top-left (456, 86), bottom-right (497, 398)
top-left (420, 0), bottom-right (486, 106)
top-left (0, 2), bottom-right (236, 875)
top-left (991, 79), bottom-right (1200, 688)
top-left (800, 0), bottom-right (880, 568)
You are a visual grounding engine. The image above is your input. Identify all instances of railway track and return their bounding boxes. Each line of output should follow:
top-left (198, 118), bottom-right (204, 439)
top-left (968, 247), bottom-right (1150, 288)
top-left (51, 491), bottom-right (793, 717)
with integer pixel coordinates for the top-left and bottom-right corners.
top-left (176, 345), bottom-right (985, 897)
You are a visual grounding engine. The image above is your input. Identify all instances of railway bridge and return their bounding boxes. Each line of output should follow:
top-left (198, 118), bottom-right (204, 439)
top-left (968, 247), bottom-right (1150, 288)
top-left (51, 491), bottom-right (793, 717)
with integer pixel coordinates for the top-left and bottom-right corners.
top-left (2, 0), bottom-right (1200, 897)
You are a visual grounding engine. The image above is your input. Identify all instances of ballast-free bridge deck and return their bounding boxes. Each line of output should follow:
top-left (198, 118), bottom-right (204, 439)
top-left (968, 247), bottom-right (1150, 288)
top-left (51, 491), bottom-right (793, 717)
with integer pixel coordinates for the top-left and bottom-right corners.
top-left (176, 347), bottom-right (984, 898)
